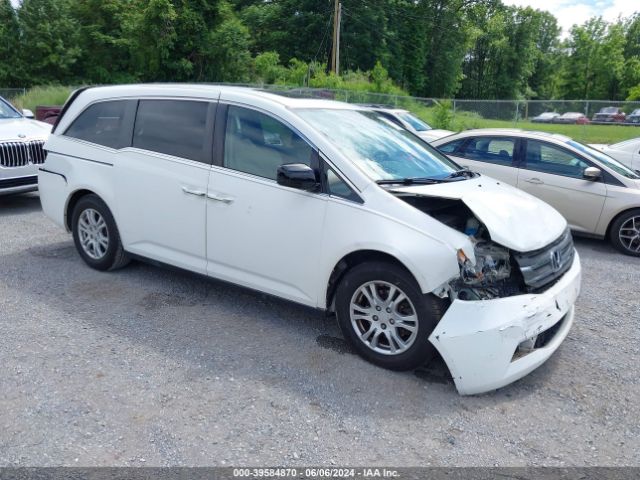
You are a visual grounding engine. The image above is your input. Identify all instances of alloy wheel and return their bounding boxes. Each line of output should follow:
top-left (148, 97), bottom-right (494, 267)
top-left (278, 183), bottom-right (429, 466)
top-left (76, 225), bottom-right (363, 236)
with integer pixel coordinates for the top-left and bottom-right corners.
top-left (349, 281), bottom-right (419, 355)
top-left (619, 215), bottom-right (640, 253)
top-left (77, 208), bottom-right (109, 260)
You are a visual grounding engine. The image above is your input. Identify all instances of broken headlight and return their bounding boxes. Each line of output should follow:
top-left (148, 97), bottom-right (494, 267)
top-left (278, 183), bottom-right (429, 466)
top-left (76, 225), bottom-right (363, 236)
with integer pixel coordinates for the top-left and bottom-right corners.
top-left (452, 241), bottom-right (520, 300)
top-left (457, 242), bottom-right (511, 286)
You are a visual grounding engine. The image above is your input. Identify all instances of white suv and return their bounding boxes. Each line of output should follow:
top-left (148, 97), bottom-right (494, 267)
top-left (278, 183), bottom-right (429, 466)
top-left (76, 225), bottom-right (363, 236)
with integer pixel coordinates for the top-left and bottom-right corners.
top-left (0, 96), bottom-right (51, 195)
top-left (39, 85), bottom-right (581, 395)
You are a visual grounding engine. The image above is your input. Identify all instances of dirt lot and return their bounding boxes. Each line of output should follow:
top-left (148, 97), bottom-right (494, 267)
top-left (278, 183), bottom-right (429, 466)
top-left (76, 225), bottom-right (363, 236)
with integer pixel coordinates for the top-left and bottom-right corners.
top-left (1, 193), bottom-right (639, 467)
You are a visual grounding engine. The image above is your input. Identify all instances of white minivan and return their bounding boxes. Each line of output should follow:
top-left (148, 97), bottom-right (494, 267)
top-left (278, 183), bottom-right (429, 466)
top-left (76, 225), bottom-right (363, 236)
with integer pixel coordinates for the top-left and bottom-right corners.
top-left (39, 85), bottom-right (581, 395)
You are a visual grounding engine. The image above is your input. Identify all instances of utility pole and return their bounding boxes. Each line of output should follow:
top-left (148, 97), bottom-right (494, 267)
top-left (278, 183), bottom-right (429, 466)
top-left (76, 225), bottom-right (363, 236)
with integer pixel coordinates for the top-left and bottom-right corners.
top-left (331, 0), bottom-right (342, 75)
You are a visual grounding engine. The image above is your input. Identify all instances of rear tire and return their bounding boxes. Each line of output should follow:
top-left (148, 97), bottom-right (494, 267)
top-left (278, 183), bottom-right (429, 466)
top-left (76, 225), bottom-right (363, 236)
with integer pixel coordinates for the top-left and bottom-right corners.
top-left (71, 194), bottom-right (130, 271)
top-left (335, 261), bottom-right (448, 371)
top-left (609, 209), bottom-right (640, 257)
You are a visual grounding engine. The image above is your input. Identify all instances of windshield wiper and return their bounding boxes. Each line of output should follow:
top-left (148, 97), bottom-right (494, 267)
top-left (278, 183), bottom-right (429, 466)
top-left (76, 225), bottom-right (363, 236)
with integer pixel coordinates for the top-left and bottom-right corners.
top-left (442, 169), bottom-right (477, 179)
top-left (376, 177), bottom-right (441, 185)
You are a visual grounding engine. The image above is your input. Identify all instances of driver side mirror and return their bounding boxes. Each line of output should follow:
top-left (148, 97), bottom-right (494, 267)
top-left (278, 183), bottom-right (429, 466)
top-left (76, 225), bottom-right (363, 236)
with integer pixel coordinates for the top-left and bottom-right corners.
top-left (583, 166), bottom-right (601, 180)
top-left (277, 163), bottom-right (320, 191)
top-left (22, 109), bottom-right (35, 119)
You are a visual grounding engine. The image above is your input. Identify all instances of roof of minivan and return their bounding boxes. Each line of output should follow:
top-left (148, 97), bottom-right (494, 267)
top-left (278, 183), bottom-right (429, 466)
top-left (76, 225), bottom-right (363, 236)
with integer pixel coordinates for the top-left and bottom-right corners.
top-left (79, 84), bottom-right (364, 110)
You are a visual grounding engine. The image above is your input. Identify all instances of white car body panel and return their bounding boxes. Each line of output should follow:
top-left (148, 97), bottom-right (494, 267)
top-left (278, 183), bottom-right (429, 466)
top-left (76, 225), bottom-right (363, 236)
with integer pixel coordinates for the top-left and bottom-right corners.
top-left (0, 116), bottom-right (52, 195)
top-left (590, 140), bottom-right (640, 172)
top-left (39, 85), bottom-right (582, 395)
top-left (416, 129), bottom-right (454, 143)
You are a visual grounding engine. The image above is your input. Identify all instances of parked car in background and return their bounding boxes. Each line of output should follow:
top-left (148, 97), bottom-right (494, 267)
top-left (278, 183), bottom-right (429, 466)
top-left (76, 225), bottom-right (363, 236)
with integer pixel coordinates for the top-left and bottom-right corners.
top-left (626, 109), bottom-right (640, 125)
top-left (433, 129), bottom-right (640, 256)
top-left (589, 138), bottom-right (640, 173)
top-left (592, 106), bottom-right (626, 123)
top-left (553, 112), bottom-right (590, 124)
top-left (531, 112), bottom-right (559, 123)
top-left (359, 105), bottom-right (454, 142)
top-left (39, 85), bottom-right (582, 395)
top-left (36, 105), bottom-right (62, 125)
top-left (0, 96), bottom-right (51, 195)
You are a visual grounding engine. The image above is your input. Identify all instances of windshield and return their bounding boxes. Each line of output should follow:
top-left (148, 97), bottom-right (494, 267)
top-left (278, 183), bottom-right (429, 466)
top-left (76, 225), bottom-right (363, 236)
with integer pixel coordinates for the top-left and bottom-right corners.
top-left (568, 141), bottom-right (640, 179)
top-left (600, 107), bottom-right (618, 114)
top-left (539, 112), bottom-right (556, 118)
top-left (0, 98), bottom-right (21, 119)
top-left (563, 113), bottom-right (580, 118)
top-left (297, 108), bottom-right (459, 181)
top-left (397, 112), bottom-right (432, 132)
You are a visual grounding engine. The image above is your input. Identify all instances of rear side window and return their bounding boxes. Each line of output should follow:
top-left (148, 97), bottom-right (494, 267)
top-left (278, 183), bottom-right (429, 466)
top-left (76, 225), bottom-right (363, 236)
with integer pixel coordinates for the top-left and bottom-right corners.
top-left (65, 101), bottom-right (130, 148)
top-left (437, 138), bottom-right (465, 154)
top-left (133, 100), bottom-right (209, 162)
top-left (461, 136), bottom-right (515, 166)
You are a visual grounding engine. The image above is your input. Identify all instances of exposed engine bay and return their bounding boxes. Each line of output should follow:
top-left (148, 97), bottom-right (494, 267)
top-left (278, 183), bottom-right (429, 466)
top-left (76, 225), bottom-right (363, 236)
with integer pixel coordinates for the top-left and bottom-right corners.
top-left (395, 194), bottom-right (526, 300)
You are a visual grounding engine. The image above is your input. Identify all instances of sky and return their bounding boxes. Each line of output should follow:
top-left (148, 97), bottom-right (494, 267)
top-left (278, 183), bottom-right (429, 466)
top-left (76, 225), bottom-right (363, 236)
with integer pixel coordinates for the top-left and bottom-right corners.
top-left (503, 0), bottom-right (638, 37)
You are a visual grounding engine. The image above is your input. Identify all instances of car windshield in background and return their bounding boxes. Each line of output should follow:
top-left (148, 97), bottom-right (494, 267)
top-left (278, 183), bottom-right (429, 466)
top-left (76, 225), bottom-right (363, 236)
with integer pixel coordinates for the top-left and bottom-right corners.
top-left (601, 107), bottom-right (618, 113)
top-left (297, 108), bottom-right (459, 181)
top-left (569, 141), bottom-right (640, 179)
top-left (397, 112), bottom-right (432, 131)
top-left (0, 98), bottom-right (21, 119)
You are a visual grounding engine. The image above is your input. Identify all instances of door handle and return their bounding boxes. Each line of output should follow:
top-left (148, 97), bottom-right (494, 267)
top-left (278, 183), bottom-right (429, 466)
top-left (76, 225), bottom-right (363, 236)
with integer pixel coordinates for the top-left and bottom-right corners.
top-left (524, 177), bottom-right (544, 185)
top-left (182, 186), bottom-right (206, 196)
top-left (207, 192), bottom-right (235, 204)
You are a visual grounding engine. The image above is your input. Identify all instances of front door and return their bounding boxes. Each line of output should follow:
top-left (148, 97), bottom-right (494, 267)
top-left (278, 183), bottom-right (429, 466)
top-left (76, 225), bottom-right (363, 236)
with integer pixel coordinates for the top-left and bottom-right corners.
top-left (206, 104), bottom-right (327, 306)
top-left (517, 139), bottom-right (607, 234)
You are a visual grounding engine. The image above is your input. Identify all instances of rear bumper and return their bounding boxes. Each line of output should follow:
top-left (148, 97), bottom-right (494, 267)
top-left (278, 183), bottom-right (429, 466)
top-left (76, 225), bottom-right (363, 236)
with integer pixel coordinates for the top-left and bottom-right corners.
top-left (429, 252), bottom-right (581, 395)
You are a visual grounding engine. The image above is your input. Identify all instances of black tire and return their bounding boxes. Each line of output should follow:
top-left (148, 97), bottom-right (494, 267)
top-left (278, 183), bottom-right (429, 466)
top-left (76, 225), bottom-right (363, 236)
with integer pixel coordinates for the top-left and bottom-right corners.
top-left (609, 209), bottom-right (640, 257)
top-left (335, 261), bottom-right (449, 371)
top-left (71, 194), bottom-right (130, 271)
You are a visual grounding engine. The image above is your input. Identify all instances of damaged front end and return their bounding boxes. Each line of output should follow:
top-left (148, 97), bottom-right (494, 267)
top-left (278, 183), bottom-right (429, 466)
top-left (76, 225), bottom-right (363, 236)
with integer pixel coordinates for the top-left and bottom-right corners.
top-left (396, 194), bottom-right (528, 301)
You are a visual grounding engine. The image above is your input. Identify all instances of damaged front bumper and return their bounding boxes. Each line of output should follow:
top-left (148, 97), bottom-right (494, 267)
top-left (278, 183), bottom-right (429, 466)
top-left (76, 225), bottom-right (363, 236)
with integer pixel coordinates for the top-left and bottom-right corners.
top-left (429, 252), bottom-right (581, 395)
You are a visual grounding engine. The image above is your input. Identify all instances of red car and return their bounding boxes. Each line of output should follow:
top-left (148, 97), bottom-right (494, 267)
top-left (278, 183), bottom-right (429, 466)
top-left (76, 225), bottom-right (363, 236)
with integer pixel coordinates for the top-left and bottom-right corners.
top-left (592, 106), bottom-right (625, 123)
top-left (552, 112), bottom-right (590, 124)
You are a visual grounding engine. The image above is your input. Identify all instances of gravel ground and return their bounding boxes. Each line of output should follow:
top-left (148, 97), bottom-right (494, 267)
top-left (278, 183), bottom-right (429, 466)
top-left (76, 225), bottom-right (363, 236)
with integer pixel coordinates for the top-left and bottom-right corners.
top-left (1, 193), bottom-right (639, 467)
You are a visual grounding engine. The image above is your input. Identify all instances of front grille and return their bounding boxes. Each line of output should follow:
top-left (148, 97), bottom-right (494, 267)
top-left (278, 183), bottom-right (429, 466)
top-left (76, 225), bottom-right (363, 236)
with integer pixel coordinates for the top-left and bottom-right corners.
top-left (0, 175), bottom-right (38, 189)
top-left (513, 229), bottom-right (575, 291)
top-left (0, 140), bottom-right (46, 168)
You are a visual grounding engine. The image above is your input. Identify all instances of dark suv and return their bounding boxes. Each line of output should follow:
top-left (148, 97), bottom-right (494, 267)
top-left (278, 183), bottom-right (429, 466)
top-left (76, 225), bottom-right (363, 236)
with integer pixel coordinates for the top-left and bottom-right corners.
top-left (592, 106), bottom-right (625, 123)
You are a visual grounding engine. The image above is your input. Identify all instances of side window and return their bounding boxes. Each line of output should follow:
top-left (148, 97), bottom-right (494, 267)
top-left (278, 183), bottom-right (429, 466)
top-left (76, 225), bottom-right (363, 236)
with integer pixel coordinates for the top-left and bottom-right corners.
top-left (133, 100), bottom-right (209, 162)
top-left (224, 106), bottom-right (314, 180)
top-left (437, 139), bottom-right (465, 154)
top-left (65, 101), bottom-right (129, 148)
top-left (324, 164), bottom-right (361, 202)
top-left (525, 140), bottom-right (591, 178)
top-left (462, 137), bottom-right (515, 166)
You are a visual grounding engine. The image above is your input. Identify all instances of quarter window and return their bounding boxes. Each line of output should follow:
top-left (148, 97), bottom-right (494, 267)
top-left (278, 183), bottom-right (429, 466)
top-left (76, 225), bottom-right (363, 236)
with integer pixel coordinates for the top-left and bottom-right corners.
top-left (461, 137), bottom-right (515, 166)
top-left (133, 100), bottom-right (209, 162)
top-left (65, 101), bottom-right (130, 149)
top-left (525, 140), bottom-right (591, 178)
top-left (224, 106), bottom-right (315, 180)
top-left (325, 164), bottom-right (361, 202)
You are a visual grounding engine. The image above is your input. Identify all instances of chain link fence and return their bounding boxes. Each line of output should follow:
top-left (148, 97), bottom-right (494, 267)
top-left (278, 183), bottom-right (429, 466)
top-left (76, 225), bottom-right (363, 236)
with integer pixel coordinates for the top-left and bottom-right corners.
top-left (0, 88), bottom-right (27, 104)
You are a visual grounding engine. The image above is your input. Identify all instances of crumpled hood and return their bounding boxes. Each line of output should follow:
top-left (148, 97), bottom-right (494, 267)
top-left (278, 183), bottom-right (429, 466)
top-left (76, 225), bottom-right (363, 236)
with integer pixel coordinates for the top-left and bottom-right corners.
top-left (0, 118), bottom-right (52, 141)
top-left (391, 176), bottom-right (568, 252)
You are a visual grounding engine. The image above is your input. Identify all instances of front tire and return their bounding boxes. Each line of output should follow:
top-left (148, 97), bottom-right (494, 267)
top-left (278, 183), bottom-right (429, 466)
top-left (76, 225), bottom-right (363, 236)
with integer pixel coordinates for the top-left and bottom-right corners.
top-left (71, 194), bottom-right (130, 270)
top-left (609, 209), bottom-right (640, 256)
top-left (335, 261), bottom-right (448, 371)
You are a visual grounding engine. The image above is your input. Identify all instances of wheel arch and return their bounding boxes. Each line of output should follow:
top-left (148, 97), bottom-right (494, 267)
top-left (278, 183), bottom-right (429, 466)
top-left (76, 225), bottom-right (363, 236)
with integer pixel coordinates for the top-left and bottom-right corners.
top-left (324, 250), bottom-right (422, 312)
top-left (605, 206), bottom-right (640, 240)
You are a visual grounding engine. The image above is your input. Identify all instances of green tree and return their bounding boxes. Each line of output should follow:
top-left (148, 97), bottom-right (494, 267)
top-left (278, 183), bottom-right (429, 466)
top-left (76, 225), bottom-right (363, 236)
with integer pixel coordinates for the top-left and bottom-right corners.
top-left (0, 0), bottom-right (21, 86)
top-left (17, 0), bottom-right (82, 86)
